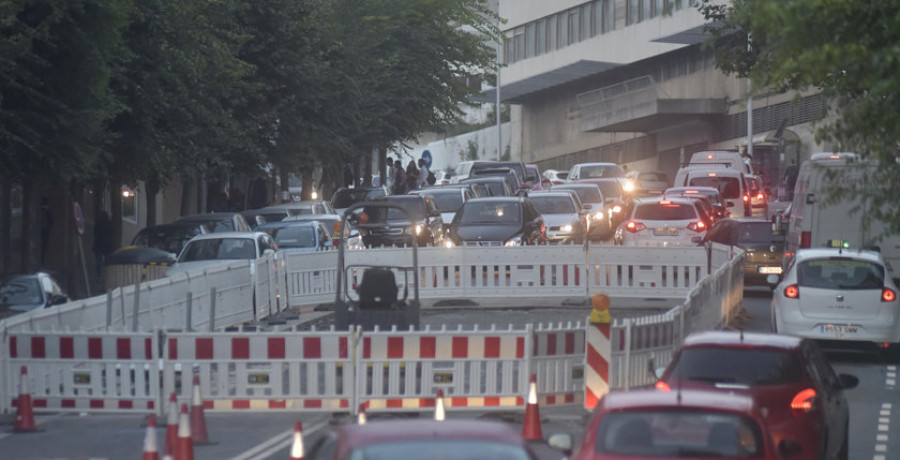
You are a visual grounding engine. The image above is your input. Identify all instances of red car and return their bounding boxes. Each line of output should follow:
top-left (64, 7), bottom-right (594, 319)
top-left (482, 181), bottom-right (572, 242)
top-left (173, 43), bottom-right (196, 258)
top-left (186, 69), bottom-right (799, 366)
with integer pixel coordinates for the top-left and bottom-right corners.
top-left (655, 331), bottom-right (858, 460)
top-left (304, 419), bottom-right (539, 460)
top-left (562, 388), bottom-right (789, 459)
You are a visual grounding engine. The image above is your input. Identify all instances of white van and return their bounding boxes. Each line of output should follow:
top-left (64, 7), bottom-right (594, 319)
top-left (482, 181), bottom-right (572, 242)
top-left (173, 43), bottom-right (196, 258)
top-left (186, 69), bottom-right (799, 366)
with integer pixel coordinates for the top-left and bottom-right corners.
top-left (673, 165), bottom-right (751, 217)
top-left (783, 153), bottom-right (900, 276)
top-left (689, 150), bottom-right (753, 175)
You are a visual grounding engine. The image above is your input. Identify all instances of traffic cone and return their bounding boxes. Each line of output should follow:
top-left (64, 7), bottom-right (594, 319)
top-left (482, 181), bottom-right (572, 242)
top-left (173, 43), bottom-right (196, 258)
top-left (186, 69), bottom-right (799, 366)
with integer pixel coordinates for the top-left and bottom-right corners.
top-left (174, 403), bottom-right (193, 460)
top-left (189, 375), bottom-right (211, 444)
top-left (289, 421), bottom-right (305, 460)
top-left (357, 403), bottom-right (367, 425)
top-left (14, 366), bottom-right (37, 432)
top-left (434, 389), bottom-right (445, 421)
top-left (521, 374), bottom-right (543, 441)
top-left (143, 415), bottom-right (160, 460)
top-left (164, 393), bottom-right (178, 457)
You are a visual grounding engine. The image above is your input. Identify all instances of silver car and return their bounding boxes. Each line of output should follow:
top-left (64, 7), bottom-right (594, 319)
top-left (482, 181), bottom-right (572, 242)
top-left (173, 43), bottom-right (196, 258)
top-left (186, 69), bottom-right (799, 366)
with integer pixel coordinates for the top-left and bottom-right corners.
top-left (527, 191), bottom-right (586, 244)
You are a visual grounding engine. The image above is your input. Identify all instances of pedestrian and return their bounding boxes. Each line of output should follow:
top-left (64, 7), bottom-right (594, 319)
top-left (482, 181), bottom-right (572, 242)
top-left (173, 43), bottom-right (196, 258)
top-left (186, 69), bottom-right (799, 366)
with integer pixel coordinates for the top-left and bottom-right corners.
top-left (783, 159), bottom-right (799, 201)
top-left (418, 158), bottom-right (430, 189)
top-left (40, 196), bottom-right (53, 265)
top-left (92, 210), bottom-right (115, 279)
top-left (406, 160), bottom-right (420, 191)
top-left (391, 160), bottom-right (407, 195)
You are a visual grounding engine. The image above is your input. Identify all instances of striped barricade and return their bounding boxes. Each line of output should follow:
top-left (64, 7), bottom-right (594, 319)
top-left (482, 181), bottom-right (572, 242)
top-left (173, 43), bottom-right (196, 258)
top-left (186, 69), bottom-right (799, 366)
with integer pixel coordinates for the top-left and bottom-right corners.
top-left (531, 322), bottom-right (585, 407)
top-left (358, 325), bottom-right (531, 412)
top-left (162, 329), bottom-right (355, 411)
top-left (6, 330), bottom-right (159, 413)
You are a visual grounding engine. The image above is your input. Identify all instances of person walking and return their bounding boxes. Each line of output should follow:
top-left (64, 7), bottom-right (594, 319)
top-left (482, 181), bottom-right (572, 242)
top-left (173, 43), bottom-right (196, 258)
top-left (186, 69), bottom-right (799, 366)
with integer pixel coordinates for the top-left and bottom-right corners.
top-left (405, 160), bottom-right (420, 191)
top-left (418, 158), bottom-right (430, 189)
top-left (92, 211), bottom-right (115, 280)
top-left (391, 160), bottom-right (407, 195)
top-left (782, 159), bottom-right (799, 201)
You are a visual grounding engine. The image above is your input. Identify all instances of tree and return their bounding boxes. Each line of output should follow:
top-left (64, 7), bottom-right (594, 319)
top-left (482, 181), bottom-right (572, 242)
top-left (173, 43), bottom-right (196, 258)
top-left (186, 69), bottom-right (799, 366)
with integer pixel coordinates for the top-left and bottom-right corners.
top-left (699, 0), bottom-right (900, 230)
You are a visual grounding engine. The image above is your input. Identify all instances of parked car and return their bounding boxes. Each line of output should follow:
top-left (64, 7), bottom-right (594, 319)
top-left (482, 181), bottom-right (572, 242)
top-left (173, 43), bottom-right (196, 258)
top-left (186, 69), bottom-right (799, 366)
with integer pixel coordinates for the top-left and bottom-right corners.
top-left (656, 331), bottom-right (858, 460)
top-left (304, 419), bottom-right (541, 460)
top-left (410, 187), bottom-right (472, 232)
top-left (330, 186), bottom-right (388, 216)
top-left (449, 196), bottom-right (547, 247)
top-left (704, 217), bottom-right (785, 286)
top-left (165, 231), bottom-right (277, 277)
top-left (172, 212), bottom-right (252, 233)
top-left (0, 272), bottom-right (69, 317)
top-left (357, 194), bottom-right (444, 248)
top-left (561, 388), bottom-right (789, 460)
top-left (614, 196), bottom-right (710, 247)
top-left (665, 186), bottom-right (729, 220)
top-left (566, 162), bottom-right (625, 181)
top-left (459, 176), bottom-right (515, 197)
top-left (550, 183), bottom-right (612, 241)
top-left (527, 190), bottom-right (586, 244)
top-left (770, 247), bottom-right (900, 352)
top-left (130, 222), bottom-right (210, 255)
top-left (624, 170), bottom-right (670, 196)
top-left (256, 220), bottom-right (333, 253)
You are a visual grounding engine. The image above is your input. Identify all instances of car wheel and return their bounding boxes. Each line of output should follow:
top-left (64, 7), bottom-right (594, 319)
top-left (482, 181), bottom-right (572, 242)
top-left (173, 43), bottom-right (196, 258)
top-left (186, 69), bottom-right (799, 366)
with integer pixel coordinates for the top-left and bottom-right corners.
top-left (837, 425), bottom-right (848, 460)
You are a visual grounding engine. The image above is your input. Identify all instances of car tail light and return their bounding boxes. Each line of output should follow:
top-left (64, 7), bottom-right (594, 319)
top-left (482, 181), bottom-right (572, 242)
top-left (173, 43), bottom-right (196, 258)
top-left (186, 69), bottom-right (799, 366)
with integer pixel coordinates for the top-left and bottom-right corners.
top-left (756, 192), bottom-right (765, 200)
top-left (883, 288), bottom-right (896, 302)
top-left (784, 284), bottom-right (799, 298)
top-left (687, 221), bottom-right (706, 232)
top-left (743, 194), bottom-right (749, 203)
top-left (655, 381), bottom-right (671, 392)
top-left (800, 231), bottom-right (811, 248)
top-left (626, 222), bottom-right (646, 233)
top-left (790, 388), bottom-right (817, 412)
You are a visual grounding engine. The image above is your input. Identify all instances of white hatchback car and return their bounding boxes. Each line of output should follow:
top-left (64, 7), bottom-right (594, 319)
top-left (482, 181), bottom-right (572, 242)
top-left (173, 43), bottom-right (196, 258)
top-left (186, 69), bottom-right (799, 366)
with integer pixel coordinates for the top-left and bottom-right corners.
top-left (614, 196), bottom-right (710, 247)
top-left (770, 248), bottom-right (900, 349)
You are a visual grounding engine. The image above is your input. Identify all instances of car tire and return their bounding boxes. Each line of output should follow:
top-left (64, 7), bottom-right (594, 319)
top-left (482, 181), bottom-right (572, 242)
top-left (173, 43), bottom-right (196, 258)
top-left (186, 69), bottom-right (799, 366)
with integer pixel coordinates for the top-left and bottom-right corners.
top-left (837, 425), bottom-right (848, 460)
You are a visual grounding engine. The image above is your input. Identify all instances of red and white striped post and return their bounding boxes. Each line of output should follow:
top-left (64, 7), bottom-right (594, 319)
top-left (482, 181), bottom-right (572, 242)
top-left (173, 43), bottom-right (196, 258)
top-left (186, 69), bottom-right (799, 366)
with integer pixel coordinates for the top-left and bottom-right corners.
top-left (585, 293), bottom-right (611, 410)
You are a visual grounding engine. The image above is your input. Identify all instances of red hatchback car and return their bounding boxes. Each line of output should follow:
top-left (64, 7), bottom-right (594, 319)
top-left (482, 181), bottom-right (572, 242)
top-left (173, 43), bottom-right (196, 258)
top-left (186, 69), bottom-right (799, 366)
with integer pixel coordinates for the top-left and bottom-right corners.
top-left (564, 388), bottom-right (787, 459)
top-left (303, 419), bottom-right (539, 460)
top-left (655, 331), bottom-right (858, 460)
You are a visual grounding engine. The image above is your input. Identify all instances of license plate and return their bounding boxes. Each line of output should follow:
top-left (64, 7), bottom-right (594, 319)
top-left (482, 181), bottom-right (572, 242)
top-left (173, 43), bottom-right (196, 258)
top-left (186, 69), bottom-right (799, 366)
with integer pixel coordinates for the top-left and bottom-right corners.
top-left (758, 266), bottom-right (783, 274)
top-left (653, 227), bottom-right (678, 236)
top-left (821, 324), bottom-right (858, 336)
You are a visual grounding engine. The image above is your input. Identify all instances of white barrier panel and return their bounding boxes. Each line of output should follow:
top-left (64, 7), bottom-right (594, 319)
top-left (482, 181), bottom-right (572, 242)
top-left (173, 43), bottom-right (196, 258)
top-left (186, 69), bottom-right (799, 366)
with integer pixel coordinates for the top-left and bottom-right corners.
top-left (610, 311), bottom-right (682, 391)
top-left (5, 330), bottom-right (159, 413)
top-left (586, 246), bottom-right (708, 296)
top-left (162, 329), bottom-right (355, 411)
top-left (283, 251), bottom-right (339, 306)
top-left (532, 322), bottom-right (586, 407)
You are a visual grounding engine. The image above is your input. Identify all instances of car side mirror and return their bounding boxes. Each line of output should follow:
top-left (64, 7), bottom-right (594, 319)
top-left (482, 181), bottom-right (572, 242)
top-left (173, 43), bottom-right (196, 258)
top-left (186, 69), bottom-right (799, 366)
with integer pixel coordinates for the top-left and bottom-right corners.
top-left (547, 433), bottom-right (573, 456)
top-left (778, 439), bottom-right (803, 457)
top-left (263, 248), bottom-right (275, 256)
top-left (50, 294), bottom-right (68, 306)
top-left (838, 373), bottom-right (859, 390)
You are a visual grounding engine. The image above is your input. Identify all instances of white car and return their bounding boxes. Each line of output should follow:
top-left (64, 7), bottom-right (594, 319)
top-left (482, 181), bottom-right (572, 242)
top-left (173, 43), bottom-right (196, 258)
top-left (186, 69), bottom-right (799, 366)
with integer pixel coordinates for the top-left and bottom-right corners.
top-left (614, 196), bottom-right (710, 247)
top-left (165, 231), bottom-right (277, 277)
top-left (770, 248), bottom-right (900, 349)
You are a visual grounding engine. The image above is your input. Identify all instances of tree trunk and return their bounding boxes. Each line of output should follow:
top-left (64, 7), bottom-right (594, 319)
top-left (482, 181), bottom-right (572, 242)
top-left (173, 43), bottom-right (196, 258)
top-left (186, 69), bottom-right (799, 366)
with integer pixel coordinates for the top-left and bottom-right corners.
top-left (21, 180), bottom-right (38, 271)
top-left (145, 179), bottom-right (159, 226)
top-left (180, 176), bottom-right (194, 217)
top-left (362, 151), bottom-right (373, 187)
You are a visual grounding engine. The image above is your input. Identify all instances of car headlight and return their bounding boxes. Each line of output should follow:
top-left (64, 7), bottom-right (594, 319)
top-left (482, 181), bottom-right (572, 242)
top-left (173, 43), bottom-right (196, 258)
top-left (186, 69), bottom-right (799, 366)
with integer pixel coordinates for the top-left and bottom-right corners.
top-left (592, 211), bottom-right (604, 220)
top-left (412, 224), bottom-right (423, 235)
top-left (622, 180), bottom-right (635, 192)
top-left (562, 224), bottom-right (573, 233)
top-left (611, 205), bottom-right (622, 213)
top-left (443, 240), bottom-right (455, 248)
top-left (504, 237), bottom-right (522, 247)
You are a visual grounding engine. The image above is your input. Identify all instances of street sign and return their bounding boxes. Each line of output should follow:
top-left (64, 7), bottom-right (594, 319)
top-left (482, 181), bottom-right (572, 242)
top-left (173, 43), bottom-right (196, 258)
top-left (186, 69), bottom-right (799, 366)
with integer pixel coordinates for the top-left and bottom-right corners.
top-left (421, 150), bottom-right (433, 169)
top-left (73, 202), bottom-right (85, 235)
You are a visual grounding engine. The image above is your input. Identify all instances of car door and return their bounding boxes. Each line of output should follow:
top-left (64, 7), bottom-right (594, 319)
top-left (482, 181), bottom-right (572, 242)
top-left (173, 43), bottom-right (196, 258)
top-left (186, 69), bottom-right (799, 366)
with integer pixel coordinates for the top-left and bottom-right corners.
top-left (803, 342), bottom-right (849, 458)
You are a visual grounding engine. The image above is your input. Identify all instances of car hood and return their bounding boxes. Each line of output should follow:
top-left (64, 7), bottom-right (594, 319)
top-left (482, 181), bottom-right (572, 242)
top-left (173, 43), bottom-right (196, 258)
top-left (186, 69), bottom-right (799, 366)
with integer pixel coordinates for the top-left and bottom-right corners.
top-left (541, 214), bottom-right (580, 228)
top-left (5, 301), bottom-right (44, 313)
top-left (165, 259), bottom-right (252, 277)
top-left (452, 224), bottom-right (519, 242)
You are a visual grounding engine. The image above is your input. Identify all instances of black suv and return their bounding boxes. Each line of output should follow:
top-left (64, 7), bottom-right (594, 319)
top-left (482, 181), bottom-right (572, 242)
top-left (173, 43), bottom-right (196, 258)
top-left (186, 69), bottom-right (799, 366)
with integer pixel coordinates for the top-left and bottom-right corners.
top-left (358, 195), bottom-right (444, 248)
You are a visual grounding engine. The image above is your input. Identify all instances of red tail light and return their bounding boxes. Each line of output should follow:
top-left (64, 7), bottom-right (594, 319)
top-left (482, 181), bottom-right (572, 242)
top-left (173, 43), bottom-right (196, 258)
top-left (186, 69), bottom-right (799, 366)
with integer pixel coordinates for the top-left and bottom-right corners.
top-left (655, 381), bottom-right (671, 392)
top-left (743, 194), bottom-right (749, 202)
top-left (800, 231), bottom-right (811, 248)
top-left (626, 222), bottom-right (646, 233)
top-left (784, 284), bottom-right (799, 298)
top-left (687, 221), bottom-right (706, 232)
top-left (756, 193), bottom-right (764, 200)
top-left (790, 388), bottom-right (817, 412)
top-left (883, 288), bottom-right (896, 302)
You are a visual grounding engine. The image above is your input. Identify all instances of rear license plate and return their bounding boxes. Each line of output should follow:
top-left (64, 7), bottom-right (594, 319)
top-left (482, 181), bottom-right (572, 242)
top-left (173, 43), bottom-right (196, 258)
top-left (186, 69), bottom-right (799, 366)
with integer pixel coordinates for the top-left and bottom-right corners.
top-left (653, 227), bottom-right (678, 236)
top-left (758, 266), bottom-right (783, 274)
top-left (821, 324), bottom-right (858, 336)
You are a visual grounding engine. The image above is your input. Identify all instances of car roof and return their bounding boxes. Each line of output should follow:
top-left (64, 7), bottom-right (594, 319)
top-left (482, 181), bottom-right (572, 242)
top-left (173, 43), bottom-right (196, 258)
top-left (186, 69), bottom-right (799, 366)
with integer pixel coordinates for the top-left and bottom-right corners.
top-left (574, 162), bottom-right (618, 167)
top-left (257, 220), bottom-right (321, 230)
top-left (666, 186), bottom-right (722, 194)
top-left (185, 231), bottom-right (267, 241)
top-left (794, 247), bottom-right (885, 263)
top-left (599, 388), bottom-right (757, 414)
top-left (719, 217), bottom-right (771, 224)
top-left (333, 419), bottom-right (526, 448)
top-left (527, 191), bottom-right (576, 197)
top-left (175, 213), bottom-right (237, 222)
top-left (634, 196), bottom-right (696, 206)
top-left (682, 330), bottom-right (803, 350)
top-left (552, 183), bottom-right (599, 189)
top-left (286, 213), bottom-right (340, 221)
top-left (465, 196), bottom-right (524, 204)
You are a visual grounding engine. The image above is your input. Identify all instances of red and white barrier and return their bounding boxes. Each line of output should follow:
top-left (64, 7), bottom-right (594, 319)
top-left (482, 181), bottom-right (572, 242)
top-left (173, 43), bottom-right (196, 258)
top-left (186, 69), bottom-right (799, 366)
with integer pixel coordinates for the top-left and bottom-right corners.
top-left (532, 323), bottom-right (585, 407)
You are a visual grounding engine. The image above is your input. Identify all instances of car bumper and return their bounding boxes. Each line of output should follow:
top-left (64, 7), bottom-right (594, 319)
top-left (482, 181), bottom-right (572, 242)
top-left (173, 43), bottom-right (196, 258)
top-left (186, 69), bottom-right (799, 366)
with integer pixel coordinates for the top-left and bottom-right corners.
top-left (775, 306), bottom-right (900, 343)
top-left (743, 263), bottom-right (783, 285)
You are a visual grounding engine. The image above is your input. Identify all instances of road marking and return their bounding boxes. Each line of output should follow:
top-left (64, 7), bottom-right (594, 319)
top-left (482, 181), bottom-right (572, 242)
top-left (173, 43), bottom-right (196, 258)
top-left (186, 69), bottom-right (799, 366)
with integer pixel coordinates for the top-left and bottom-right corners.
top-left (874, 400), bottom-right (892, 460)
top-left (229, 416), bottom-right (329, 460)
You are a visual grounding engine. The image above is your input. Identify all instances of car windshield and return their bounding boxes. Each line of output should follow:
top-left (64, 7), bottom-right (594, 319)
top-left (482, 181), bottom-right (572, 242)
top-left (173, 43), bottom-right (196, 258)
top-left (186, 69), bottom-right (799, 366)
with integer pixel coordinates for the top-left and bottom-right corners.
top-left (798, 258), bottom-right (885, 289)
top-left (0, 278), bottom-right (44, 306)
top-left (668, 347), bottom-right (803, 385)
top-left (267, 225), bottom-right (317, 248)
top-left (688, 177), bottom-right (741, 199)
top-left (458, 202), bottom-right (521, 224)
top-left (530, 196), bottom-right (576, 214)
top-left (368, 200), bottom-right (426, 221)
top-left (592, 181), bottom-right (621, 199)
top-left (557, 186), bottom-right (602, 204)
top-left (737, 223), bottom-right (782, 244)
top-left (430, 192), bottom-right (465, 213)
top-left (594, 411), bottom-right (764, 458)
top-left (332, 189), bottom-right (382, 209)
top-left (132, 226), bottom-right (204, 254)
top-left (634, 202), bottom-right (697, 220)
top-left (580, 164), bottom-right (624, 178)
top-left (179, 238), bottom-right (256, 261)
top-left (464, 179), bottom-right (506, 196)
top-left (348, 440), bottom-right (531, 460)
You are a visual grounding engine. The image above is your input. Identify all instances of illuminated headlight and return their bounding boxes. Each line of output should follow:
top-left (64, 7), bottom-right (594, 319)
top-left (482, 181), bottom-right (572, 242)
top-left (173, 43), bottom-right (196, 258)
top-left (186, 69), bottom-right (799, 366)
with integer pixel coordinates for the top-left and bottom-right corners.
top-left (414, 224), bottom-right (423, 235)
top-left (310, 191), bottom-right (319, 200)
top-left (504, 237), bottom-right (522, 247)
top-left (611, 205), bottom-right (622, 213)
top-left (622, 181), bottom-right (635, 192)
top-left (443, 240), bottom-right (455, 248)
top-left (561, 224), bottom-right (573, 233)
top-left (592, 211), bottom-right (604, 220)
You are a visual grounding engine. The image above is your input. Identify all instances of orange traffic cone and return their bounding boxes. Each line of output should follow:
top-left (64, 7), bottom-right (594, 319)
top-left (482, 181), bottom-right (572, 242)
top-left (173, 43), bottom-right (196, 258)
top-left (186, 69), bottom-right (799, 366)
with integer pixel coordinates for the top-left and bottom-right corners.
top-left (357, 403), bottom-right (367, 425)
top-left (14, 366), bottom-right (37, 432)
top-left (521, 374), bottom-right (543, 441)
top-left (164, 393), bottom-right (178, 458)
top-left (174, 403), bottom-right (194, 460)
top-left (143, 415), bottom-right (160, 460)
top-left (434, 389), bottom-right (446, 421)
top-left (289, 421), bottom-right (305, 460)
top-left (189, 375), bottom-right (211, 444)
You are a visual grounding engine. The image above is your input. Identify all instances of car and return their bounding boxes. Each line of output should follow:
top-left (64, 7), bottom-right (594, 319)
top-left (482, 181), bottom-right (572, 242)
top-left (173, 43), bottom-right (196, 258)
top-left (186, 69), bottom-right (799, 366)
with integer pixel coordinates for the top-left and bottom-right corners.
top-left (409, 187), bottom-right (472, 232)
top-left (704, 218), bottom-right (785, 286)
top-left (550, 183), bottom-right (612, 241)
top-left (441, 181), bottom-right (490, 198)
top-left (304, 419), bottom-right (540, 460)
top-left (747, 175), bottom-right (768, 213)
top-left (524, 164), bottom-right (548, 190)
top-left (467, 167), bottom-right (526, 193)
top-left (527, 190), bottom-right (586, 244)
top-left (566, 162), bottom-right (625, 181)
top-left (570, 178), bottom-right (630, 229)
top-left (561, 388), bottom-right (789, 460)
top-left (542, 169), bottom-right (569, 185)
top-left (468, 160), bottom-right (528, 188)
top-left (283, 213), bottom-right (363, 250)
top-left (688, 150), bottom-right (754, 176)
top-left (165, 231), bottom-right (277, 277)
top-left (665, 186), bottom-right (729, 221)
top-left (656, 331), bottom-right (858, 460)
top-left (448, 160), bottom-right (480, 184)
top-left (357, 194), bottom-right (444, 248)
top-left (448, 196), bottom-right (547, 247)
top-left (614, 196), bottom-right (710, 247)
top-left (459, 176), bottom-right (515, 197)
top-left (624, 170), bottom-right (670, 196)
top-left (330, 186), bottom-right (388, 216)
top-left (255, 220), bottom-right (333, 253)
top-left (172, 212), bottom-right (252, 233)
top-left (673, 165), bottom-right (752, 218)
top-left (770, 247), bottom-right (900, 352)
top-left (0, 272), bottom-right (69, 317)
top-left (263, 200), bottom-right (336, 217)
top-left (130, 222), bottom-right (210, 256)
top-left (433, 170), bottom-right (452, 185)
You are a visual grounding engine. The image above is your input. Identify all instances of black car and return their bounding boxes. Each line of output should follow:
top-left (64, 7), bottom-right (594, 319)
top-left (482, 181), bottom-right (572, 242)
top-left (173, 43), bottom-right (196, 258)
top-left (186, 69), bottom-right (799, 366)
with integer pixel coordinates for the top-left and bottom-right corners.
top-left (130, 222), bottom-right (210, 255)
top-left (665, 186), bottom-right (729, 220)
top-left (703, 217), bottom-right (785, 286)
top-left (331, 186), bottom-right (387, 215)
top-left (459, 176), bottom-right (515, 197)
top-left (449, 197), bottom-right (547, 247)
top-left (467, 167), bottom-right (526, 193)
top-left (468, 161), bottom-right (528, 188)
top-left (0, 272), bottom-right (69, 318)
top-left (358, 195), bottom-right (444, 248)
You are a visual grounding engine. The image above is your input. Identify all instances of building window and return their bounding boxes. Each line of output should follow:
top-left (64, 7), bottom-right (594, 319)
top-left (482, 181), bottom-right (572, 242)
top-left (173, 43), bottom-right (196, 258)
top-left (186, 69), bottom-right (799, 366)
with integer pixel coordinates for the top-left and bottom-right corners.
top-left (568, 9), bottom-right (580, 44)
top-left (536, 18), bottom-right (546, 55)
top-left (121, 186), bottom-right (137, 223)
top-left (627, 0), bottom-right (640, 25)
top-left (514, 27), bottom-right (525, 62)
top-left (525, 23), bottom-right (536, 58)
top-left (582, 4), bottom-right (593, 40)
top-left (602, 0), bottom-right (614, 33)
top-left (557, 13), bottom-right (568, 47)
top-left (548, 15), bottom-right (557, 51)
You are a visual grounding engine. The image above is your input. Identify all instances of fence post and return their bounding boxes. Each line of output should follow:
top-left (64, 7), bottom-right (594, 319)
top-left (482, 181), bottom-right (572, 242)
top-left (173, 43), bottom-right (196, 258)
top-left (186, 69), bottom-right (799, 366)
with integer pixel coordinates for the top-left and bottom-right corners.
top-left (185, 293), bottom-right (193, 332)
top-left (208, 287), bottom-right (217, 332)
top-left (525, 323), bottom-right (534, 399)
top-left (105, 291), bottom-right (113, 330)
top-left (132, 280), bottom-right (141, 332)
top-left (623, 320), bottom-right (632, 391)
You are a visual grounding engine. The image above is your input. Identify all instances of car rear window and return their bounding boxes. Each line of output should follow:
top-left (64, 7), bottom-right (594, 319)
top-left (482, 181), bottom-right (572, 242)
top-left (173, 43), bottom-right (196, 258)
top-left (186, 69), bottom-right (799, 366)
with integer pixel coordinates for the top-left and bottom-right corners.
top-left (557, 186), bottom-right (602, 203)
top-left (365, 200), bottom-right (425, 221)
top-left (431, 192), bottom-right (465, 213)
top-left (458, 202), bottom-right (521, 224)
top-left (530, 196), bottom-right (576, 214)
top-left (668, 347), bottom-right (804, 385)
top-left (269, 226), bottom-right (317, 248)
top-left (688, 177), bottom-right (741, 199)
top-left (580, 164), bottom-right (624, 178)
top-left (798, 258), bottom-right (885, 289)
top-left (633, 202), bottom-right (697, 221)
